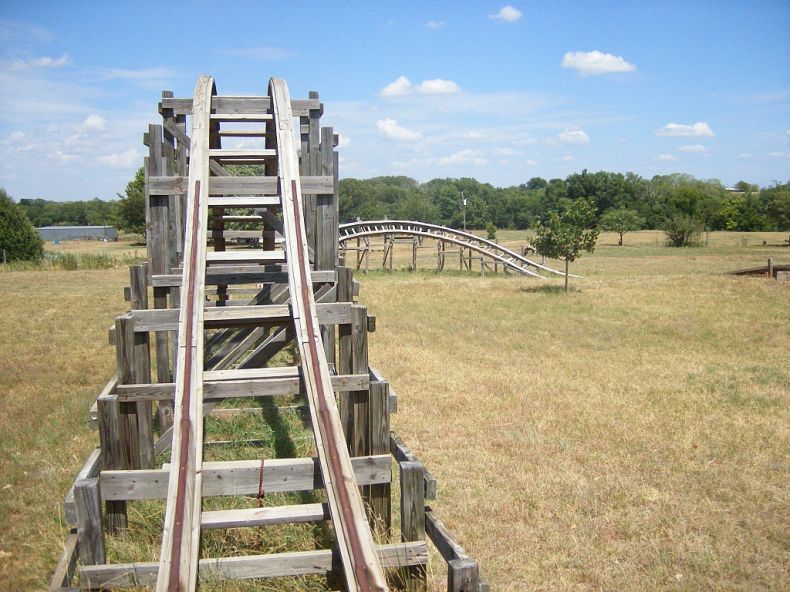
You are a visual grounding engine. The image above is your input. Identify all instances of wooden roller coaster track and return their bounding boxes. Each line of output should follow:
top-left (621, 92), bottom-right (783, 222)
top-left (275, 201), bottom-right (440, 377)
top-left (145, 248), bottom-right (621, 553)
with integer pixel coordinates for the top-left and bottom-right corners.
top-left (339, 219), bottom-right (578, 278)
top-left (52, 75), bottom-right (488, 592)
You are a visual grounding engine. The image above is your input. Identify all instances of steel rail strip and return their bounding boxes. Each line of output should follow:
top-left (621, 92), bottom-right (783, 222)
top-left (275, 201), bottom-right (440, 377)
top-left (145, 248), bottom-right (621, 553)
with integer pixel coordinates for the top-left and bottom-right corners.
top-left (155, 75), bottom-right (215, 592)
top-left (339, 219), bottom-right (581, 278)
top-left (270, 78), bottom-right (388, 592)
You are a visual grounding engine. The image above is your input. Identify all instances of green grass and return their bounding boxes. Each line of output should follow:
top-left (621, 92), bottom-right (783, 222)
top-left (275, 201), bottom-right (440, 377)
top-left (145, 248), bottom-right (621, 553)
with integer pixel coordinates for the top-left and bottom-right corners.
top-left (0, 233), bottom-right (788, 590)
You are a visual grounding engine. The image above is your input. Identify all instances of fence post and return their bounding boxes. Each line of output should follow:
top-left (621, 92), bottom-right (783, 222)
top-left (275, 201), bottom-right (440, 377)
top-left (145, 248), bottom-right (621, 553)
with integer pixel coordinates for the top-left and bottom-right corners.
top-left (448, 558), bottom-right (480, 592)
top-left (75, 477), bottom-right (105, 566)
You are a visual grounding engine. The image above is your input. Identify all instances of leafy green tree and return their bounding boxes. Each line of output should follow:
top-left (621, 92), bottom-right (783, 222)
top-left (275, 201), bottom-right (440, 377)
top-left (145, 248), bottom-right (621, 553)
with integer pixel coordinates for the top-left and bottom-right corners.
top-left (0, 188), bottom-right (44, 262)
top-left (599, 207), bottom-right (644, 245)
top-left (663, 214), bottom-right (702, 247)
top-left (532, 199), bottom-right (599, 291)
top-left (115, 167), bottom-right (146, 237)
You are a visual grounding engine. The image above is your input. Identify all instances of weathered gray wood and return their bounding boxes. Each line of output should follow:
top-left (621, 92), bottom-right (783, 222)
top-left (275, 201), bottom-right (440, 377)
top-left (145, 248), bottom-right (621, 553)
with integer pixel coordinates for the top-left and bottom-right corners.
top-left (79, 542), bottom-right (426, 588)
top-left (115, 373), bottom-right (369, 401)
top-left (64, 448), bottom-right (101, 524)
top-left (152, 268), bottom-right (334, 287)
top-left (49, 529), bottom-right (78, 592)
top-left (115, 316), bottom-right (141, 471)
top-left (400, 460), bottom-right (427, 591)
top-left (129, 264), bottom-right (154, 468)
top-left (101, 454), bottom-right (391, 500)
top-left (97, 390), bottom-right (125, 531)
top-left (129, 302), bottom-right (353, 332)
top-left (147, 175), bottom-right (333, 196)
top-left (368, 377), bottom-right (391, 536)
top-left (391, 432), bottom-right (438, 501)
top-left (74, 478), bottom-right (105, 566)
top-left (448, 558), bottom-right (480, 592)
top-left (350, 304), bottom-right (369, 456)
top-left (424, 507), bottom-right (490, 590)
top-left (201, 503), bottom-right (328, 529)
top-left (161, 95), bottom-right (321, 117)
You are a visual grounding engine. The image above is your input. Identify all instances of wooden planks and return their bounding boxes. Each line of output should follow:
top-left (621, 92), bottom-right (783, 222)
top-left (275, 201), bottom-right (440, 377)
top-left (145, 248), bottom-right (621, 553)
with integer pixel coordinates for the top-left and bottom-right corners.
top-left (79, 543), bottom-right (426, 589)
top-left (155, 74), bottom-right (214, 592)
top-left (271, 77), bottom-right (388, 591)
top-left (101, 454), bottom-right (391, 500)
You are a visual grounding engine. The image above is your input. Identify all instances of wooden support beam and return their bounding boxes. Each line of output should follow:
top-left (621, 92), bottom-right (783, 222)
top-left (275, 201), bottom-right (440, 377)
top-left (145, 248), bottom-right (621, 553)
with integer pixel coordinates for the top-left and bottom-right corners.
top-left (367, 376), bottom-right (391, 536)
top-left (74, 478), bottom-right (105, 566)
top-left (201, 502), bottom-right (329, 529)
top-left (391, 432), bottom-right (437, 501)
top-left (97, 387), bottom-right (125, 532)
top-left (79, 542), bottom-right (427, 589)
top-left (425, 508), bottom-right (489, 592)
top-left (100, 454), bottom-right (391, 500)
top-left (48, 529), bottom-right (78, 592)
top-left (399, 461), bottom-right (426, 591)
top-left (64, 448), bottom-right (101, 524)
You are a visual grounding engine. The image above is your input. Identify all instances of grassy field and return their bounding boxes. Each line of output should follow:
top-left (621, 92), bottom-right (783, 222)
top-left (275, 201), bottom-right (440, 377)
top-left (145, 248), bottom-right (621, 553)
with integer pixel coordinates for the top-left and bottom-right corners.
top-left (0, 232), bottom-right (788, 590)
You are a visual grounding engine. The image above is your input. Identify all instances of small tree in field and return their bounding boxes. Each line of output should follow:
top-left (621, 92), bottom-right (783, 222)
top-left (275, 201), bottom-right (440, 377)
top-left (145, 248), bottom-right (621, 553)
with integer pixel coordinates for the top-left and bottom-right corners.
top-left (0, 188), bottom-right (43, 262)
top-left (600, 207), bottom-right (644, 246)
top-left (663, 214), bottom-right (702, 247)
top-left (532, 199), bottom-right (599, 292)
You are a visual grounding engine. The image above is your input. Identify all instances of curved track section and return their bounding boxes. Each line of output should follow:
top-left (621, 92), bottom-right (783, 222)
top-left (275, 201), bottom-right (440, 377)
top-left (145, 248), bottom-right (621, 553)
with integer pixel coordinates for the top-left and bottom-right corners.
top-left (339, 219), bottom-right (578, 278)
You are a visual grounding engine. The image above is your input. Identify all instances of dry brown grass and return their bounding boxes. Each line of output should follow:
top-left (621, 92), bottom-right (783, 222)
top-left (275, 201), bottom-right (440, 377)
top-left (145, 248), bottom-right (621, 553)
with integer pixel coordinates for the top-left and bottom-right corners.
top-left (0, 233), bottom-right (787, 590)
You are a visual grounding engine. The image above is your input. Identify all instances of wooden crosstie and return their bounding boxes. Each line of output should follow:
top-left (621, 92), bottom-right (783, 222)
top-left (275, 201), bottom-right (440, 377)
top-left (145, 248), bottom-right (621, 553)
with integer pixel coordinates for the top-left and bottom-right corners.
top-left (51, 76), bottom-right (488, 592)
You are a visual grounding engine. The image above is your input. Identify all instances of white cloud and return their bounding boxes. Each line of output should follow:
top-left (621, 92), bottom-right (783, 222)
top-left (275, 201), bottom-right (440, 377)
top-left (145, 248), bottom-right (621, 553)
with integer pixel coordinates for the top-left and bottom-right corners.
top-left (767, 151), bottom-right (790, 158)
top-left (337, 133), bottom-right (351, 148)
top-left (656, 122), bottom-right (715, 137)
top-left (220, 47), bottom-right (293, 60)
top-left (738, 152), bottom-right (752, 159)
top-left (561, 51), bottom-right (636, 75)
top-left (10, 53), bottom-right (70, 70)
top-left (678, 144), bottom-right (707, 153)
top-left (51, 150), bottom-right (78, 163)
top-left (438, 149), bottom-right (487, 166)
top-left (426, 20), bottom-right (446, 30)
top-left (82, 114), bottom-right (106, 131)
top-left (658, 153), bottom-right (679, 161)
top-left (3, 131), bottom-right (25, 144)
top-left (94, 66), bottom-right (176, 82)
top-left (380, 76), bottom-right (413, 97)
top-left (98, 149), bottom-right (142, 168)
top-left (377, 118), bottom-right (422, 141)
top-left (415, 79), bottom-right (460, 94)
top-left (561, 155), bottom-right (574, 162)
top-left (558, 126), bottom-right (590, 144)
top-left (490, 5), bottom-right (522, 22)
top-left (493, 147), bottom-right (515, 156)
top-left (526, 159), bottom-right (537, 166)
top-left (462, 131), bottom-right (486, 140)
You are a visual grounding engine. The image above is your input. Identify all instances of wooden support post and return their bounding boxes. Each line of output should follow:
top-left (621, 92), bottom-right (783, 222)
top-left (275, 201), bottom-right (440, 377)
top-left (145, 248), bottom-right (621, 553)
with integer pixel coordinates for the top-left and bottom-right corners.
top-left (349, 304), bottom-right (369, 456)
top-left (97, 392), bottom-right (126, 532)
top-left (337, 266), bottom-right (353, 437)
top-left (74, 478), bottom-right (105, 566)
top-left (768, 257), bottom-right (774, 279)
top-left (400, 460), bottom-right (426, 591)
top-left (115, 316), bottom-right (141, 470)
top-left (129, 265), bottom-right (154, 468)
top-left (367, 377), bottom-right (391, 537)
top-left (448, 558), bottom-right (480, 592)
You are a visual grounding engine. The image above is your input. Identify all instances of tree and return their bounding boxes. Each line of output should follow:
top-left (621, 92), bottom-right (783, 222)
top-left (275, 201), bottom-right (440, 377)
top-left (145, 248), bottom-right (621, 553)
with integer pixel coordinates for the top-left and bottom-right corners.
top-left (663, 214), bottom-right (702, 247)
top-left (599, 207), bottom-right (644, 246)
top-left (115, 167), bottom-right (146, 237)
top-left (0, 188), bottom-right (44, 262)
top-left (532, 199), bottom-right (599, 292)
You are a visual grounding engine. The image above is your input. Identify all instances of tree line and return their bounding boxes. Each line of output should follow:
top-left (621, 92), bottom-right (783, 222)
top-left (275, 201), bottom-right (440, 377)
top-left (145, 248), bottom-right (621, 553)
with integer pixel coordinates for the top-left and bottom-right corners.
top-left (339, 172), bottom-right (789, 233)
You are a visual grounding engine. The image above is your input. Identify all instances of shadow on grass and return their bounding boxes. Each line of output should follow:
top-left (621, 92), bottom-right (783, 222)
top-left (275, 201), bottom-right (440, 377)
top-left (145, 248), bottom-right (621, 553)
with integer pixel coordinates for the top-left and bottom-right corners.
top-left (519, 284), bottom-right (577, 294)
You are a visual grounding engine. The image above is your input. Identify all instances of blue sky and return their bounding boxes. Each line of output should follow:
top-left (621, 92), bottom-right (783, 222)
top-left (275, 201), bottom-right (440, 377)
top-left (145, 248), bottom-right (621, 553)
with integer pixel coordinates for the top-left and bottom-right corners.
top-left (0, 1), bottom-right (788, 201)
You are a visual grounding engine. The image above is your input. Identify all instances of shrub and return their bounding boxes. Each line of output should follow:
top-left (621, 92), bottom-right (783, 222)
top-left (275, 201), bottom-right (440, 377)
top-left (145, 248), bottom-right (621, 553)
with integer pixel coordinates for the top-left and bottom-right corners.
top-left (0, 188), bottom-right (44, 262)
top-left (663, 214), bottom-right (703, 247)
top-left (485, 222), bottom-right (497, 241)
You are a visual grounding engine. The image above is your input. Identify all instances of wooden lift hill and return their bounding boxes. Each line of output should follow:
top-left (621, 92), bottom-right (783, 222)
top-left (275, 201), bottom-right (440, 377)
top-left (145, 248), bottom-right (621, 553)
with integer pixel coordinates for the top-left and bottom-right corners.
top-left (51, 76), bottom-right (488, 591)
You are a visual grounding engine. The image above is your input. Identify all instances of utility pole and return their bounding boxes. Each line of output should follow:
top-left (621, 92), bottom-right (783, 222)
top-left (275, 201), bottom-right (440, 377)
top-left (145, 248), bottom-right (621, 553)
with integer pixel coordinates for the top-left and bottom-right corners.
top-left (461, 190), bottom-right (467, 232)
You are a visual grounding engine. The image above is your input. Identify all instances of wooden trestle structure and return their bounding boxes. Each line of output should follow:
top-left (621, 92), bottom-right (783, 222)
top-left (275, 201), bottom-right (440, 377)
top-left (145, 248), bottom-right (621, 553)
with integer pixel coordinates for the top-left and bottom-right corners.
top-left (51, 77), bottom-right (487, 591)
top-left (338, 219), bottom-right (575, 277)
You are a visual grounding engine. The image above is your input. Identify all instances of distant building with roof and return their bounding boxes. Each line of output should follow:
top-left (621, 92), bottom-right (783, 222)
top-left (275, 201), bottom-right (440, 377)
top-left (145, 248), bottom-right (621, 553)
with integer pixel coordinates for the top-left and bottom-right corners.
top-left (37, 225), bottom-right (118, 242)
